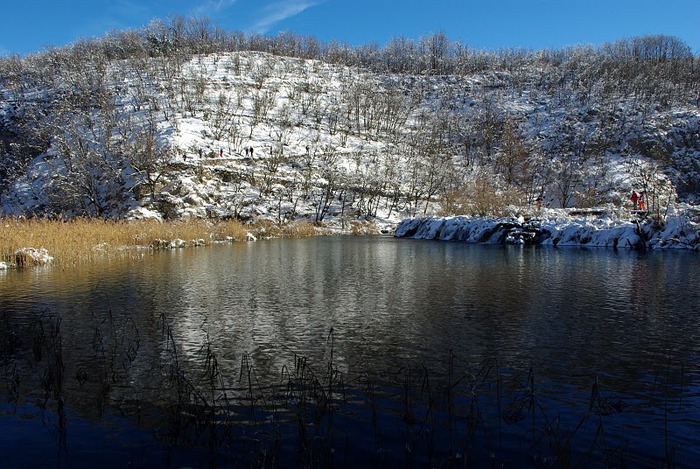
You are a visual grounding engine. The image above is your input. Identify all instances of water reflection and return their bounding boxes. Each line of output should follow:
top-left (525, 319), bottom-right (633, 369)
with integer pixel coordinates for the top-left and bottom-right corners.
top-left (1, 237), bottom-right (699, 466)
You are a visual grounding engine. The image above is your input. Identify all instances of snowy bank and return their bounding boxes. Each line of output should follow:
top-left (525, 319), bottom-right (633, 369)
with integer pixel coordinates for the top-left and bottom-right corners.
top-left (394, 215), bottom-right (700, 250)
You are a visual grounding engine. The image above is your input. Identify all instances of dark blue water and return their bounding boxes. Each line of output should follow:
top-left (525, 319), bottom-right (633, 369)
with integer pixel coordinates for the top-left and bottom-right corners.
top-left (1, 237), bottom-right (699, 467)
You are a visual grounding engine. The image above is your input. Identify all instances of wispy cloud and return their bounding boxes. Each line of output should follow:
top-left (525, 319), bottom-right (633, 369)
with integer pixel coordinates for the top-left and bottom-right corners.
top-left (250, 0), bottom-right (325, 34)
top-left (111, 0), bottom-right (151, 18)
top-left (193, 0), bottom-right (239, 17)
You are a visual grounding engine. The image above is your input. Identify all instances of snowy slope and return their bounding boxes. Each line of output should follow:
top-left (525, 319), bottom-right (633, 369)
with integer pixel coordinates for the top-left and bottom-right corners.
top-left (1, 49), bottom-right (699, 230)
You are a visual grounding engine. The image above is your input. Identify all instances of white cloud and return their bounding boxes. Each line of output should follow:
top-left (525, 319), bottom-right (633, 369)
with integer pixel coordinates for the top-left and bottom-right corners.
top-left (250, 0), bottom-right (324, 33)
top-left (193, 0), bottom-right (239, 17)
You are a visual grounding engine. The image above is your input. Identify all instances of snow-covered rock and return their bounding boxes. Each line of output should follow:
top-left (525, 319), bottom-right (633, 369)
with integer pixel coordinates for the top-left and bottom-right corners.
top-left (170, 239), bottom-right (186, 249)
top-left (126, 207), bottom-right (164, 221)
top-left (395, 215), bottom-right (700, 250)
top-left (14, 247), bottom-right (54, 266)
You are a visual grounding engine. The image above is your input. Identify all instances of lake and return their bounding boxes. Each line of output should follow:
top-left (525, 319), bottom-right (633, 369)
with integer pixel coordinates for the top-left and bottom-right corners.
top-left (1, 236), bottom-right (699, 467)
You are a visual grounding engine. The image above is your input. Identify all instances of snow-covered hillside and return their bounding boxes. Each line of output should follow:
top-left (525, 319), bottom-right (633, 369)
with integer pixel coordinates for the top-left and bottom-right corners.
top-left (2, 51), bottom-right (428, 225)
top-left (1, 29), bottom-right (699, 231)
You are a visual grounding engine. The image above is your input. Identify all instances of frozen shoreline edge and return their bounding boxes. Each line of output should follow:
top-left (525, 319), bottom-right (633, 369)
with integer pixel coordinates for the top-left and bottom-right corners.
top-left (393, 215), bottom-right (700, 251)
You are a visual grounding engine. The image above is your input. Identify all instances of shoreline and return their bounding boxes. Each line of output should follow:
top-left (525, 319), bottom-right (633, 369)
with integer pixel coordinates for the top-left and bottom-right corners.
top-left (4, 211), bottom-right (699, 269)
top-left (394, 214), bottom-right (700, 251)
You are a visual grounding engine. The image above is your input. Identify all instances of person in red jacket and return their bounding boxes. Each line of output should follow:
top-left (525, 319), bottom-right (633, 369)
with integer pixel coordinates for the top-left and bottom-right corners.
top-left (630, 191), bottom-right (640, 210)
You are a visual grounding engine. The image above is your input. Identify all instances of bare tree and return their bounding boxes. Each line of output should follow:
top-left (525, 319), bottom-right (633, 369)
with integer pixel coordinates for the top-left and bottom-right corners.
top-left (122, 115), bottom-right (171, 203)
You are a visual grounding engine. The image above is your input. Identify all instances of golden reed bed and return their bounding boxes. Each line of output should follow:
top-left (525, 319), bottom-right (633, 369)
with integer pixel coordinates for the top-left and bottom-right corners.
top-left (0, 217), bottom-right (322, 267)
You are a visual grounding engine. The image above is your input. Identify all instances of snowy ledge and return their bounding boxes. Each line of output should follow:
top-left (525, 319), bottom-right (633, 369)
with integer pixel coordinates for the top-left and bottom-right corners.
top-left (394, 215), bottom-right (700, 250)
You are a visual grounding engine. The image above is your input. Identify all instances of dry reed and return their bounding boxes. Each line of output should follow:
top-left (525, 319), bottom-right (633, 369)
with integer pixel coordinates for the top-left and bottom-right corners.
top-left (253, 220), bottom-right (326, 239)
top-left (0, 217), bottom-right (323, 267)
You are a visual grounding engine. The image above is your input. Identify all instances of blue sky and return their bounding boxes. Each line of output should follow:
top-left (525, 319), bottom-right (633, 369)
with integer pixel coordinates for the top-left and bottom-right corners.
top-left (1, 0), bottom-right (699, 56)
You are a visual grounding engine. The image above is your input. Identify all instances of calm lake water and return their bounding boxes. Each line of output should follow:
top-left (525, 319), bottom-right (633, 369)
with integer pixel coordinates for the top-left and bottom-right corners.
top-left (1, 236), bottom-right (699, 467)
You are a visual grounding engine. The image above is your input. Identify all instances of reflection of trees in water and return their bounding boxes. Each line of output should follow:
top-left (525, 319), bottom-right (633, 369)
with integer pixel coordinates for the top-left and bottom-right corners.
top-left (1, 307), bottom-right (698, 467)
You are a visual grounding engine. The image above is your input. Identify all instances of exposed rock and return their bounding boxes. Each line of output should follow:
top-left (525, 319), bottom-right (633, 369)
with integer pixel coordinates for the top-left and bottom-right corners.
top-left (151, 239), bottom-right (170, 250)
top-left (14, 247), bottom-right (54, 267)
top-left (170, 239), bottom-right (186, 249)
